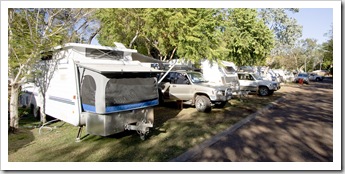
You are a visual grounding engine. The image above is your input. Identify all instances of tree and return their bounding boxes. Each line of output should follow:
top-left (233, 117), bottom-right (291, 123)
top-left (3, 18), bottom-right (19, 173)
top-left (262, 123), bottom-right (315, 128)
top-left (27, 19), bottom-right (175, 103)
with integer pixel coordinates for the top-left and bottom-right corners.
top-left (321, 25), bottom-right (333, 72)
top-left (223, 8), bottom-right (274, 66)
top-left (8, 8), bottom-right (95, 133)
top-left (96, 8), bottom-right (149, 54)
top-left (300, 38), bottom-right (320, 72)
top-left (96, 8), bottom-right (226, 62)
top-left (258, 8), bottom-right (303, 68)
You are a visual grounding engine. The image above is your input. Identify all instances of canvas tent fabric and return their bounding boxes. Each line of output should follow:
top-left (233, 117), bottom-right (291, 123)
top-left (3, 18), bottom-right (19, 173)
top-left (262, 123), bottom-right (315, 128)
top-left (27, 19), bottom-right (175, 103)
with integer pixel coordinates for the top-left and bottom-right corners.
top-left (80, 68), bottom-right (159, 114)
top-left (105, 78), bottom-right (158, 105)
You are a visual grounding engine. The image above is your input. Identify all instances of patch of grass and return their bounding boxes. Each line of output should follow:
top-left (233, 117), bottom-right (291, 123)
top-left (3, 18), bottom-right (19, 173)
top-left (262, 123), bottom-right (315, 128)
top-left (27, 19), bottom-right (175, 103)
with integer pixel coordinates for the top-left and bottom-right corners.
top-left (8, 90), bottom-right (286, 162)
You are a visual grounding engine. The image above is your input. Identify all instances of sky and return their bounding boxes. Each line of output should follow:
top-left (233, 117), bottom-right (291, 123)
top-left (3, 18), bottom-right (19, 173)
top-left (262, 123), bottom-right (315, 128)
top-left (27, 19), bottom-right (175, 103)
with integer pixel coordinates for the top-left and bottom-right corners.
top-left (288, 8), bottom-right (333, 44)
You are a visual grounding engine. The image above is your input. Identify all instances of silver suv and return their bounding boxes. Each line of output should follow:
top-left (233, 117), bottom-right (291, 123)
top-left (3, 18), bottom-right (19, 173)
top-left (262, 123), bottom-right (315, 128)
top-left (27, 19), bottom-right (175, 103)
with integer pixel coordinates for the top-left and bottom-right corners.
top-left (294, 73), bottom-right (310, 84)
top-left (158, 71), bottom-right (232, 112)
top-left (237, 72), bottom-right (280, 96)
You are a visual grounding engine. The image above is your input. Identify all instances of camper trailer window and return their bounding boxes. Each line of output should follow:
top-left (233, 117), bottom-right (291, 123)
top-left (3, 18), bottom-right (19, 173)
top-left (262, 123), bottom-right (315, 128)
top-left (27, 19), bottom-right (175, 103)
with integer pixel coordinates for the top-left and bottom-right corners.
top-left (224, 66), bottom-right (236, 74)
top-left (86, 48), bottom-right (124, 59)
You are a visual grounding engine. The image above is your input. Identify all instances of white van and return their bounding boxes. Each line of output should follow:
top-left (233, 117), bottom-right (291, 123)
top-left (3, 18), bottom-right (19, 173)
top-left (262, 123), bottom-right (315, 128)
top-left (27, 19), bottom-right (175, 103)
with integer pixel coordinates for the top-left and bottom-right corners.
top-left (201, 60), bottom-right (240, 95)
top-left (20, 43), bottom-right (160, 140)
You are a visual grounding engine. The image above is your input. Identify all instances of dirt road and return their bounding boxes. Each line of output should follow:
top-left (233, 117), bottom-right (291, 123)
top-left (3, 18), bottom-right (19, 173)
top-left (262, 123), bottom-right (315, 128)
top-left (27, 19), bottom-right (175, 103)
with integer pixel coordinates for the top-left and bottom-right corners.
top-left (172, 79), bottom-right (333, 162)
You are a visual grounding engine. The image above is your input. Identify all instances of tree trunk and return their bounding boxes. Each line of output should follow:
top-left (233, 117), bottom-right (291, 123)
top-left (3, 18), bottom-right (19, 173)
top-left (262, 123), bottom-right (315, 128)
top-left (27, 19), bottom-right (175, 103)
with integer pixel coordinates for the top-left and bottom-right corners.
top-left (9, 84), bottom-right (20, 133)
top-left (41, 93), bottom-right (47, 124)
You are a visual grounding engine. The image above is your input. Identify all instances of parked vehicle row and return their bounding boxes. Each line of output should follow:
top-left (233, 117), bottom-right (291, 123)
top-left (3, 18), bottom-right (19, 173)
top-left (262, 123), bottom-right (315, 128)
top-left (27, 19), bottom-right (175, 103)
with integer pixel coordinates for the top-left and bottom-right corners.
top-left (156, 62), bottom-right (283, 113)
top-left (293, 72), bottom-right (324, 84)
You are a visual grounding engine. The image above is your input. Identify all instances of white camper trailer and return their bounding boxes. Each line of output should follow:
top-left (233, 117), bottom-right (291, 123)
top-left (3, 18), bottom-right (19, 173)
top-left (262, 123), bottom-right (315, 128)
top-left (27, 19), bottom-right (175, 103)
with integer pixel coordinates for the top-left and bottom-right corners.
top-left (201, 60), bottom-right (240, 95)
top-left (20, 43), bottom-right (160, 140)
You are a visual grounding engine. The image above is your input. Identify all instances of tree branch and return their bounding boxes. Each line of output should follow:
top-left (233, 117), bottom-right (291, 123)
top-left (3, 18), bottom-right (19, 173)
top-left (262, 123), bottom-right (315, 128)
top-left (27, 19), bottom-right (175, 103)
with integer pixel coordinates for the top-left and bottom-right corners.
top-left (129, 30), bottom-right (139, 48)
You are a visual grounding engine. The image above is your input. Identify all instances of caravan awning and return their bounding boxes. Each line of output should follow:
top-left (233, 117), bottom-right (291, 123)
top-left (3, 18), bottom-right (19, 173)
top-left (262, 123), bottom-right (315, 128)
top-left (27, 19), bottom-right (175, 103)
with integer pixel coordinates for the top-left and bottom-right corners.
top-left (76, 63), bottom-right (162, 74)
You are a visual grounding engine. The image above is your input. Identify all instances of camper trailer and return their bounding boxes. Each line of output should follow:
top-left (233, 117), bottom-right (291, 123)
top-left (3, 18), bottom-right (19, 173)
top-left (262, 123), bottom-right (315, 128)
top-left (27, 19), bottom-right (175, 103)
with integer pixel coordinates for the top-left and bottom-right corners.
top-left (20, 43), bottom-right (160, 140)
top-left (201, 60), bottom-right (240, 95)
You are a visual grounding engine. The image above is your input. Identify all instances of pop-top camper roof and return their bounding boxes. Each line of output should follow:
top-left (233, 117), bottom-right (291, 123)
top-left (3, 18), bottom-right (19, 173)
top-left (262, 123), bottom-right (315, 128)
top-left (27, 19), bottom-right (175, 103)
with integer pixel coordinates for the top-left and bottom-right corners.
top-left (54, 43), bottom-right (162, 63)
top-left (77, 63), bottom-right (161, 74)
top-left (55, 43), bottom-right (138, 53)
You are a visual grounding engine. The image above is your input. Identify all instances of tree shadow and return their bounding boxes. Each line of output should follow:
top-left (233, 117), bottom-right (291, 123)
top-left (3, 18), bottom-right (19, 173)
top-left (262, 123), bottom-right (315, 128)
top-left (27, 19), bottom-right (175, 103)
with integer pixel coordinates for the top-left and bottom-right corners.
top-left (184, 84), bottom-right (333, 162)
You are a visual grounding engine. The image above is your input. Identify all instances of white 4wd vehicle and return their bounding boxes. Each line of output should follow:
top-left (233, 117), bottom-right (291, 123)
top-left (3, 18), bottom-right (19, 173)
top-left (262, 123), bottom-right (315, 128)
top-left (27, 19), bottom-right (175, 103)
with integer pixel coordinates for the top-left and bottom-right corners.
top-left (237, 72), bottom-right (280, 96)
top-left (308, 73), bottom-right (324, 82)
top-left (158, 71), bottom-right (232, 112)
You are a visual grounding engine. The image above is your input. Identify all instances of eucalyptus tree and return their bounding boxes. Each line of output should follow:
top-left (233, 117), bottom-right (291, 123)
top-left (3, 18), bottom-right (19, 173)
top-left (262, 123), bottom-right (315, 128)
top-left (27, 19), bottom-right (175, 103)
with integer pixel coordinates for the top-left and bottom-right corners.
top-left (143, 8), bottom-right (225, 62)
top-left (8, 8), bottom-right (95, 132)
top-left (223, 8), bottom-right (274, 66)
top-left (96, 8), bottom-right (149, 54)
top-left (96, 8), bottom-right (225, 62)
top-left (258, 8), bottom-right (303, 68)
top-left (321, 26), bottom-right (333, 71)
top-left (300, 38), bottom-right (319, 72)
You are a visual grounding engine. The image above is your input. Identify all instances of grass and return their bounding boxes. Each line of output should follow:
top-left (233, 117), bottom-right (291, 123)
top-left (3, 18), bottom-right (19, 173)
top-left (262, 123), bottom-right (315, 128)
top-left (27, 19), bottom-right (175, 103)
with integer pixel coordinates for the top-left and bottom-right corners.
top-left (8, 91), bottom-right (285, 162)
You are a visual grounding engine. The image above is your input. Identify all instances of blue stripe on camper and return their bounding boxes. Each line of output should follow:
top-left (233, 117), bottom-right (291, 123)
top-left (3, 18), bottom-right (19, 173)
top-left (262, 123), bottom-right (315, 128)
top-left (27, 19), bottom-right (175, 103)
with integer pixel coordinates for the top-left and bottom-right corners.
top-left (82, 99), bottom-right (159, 113)
top-left (82, 104), bottom-right (96, 112)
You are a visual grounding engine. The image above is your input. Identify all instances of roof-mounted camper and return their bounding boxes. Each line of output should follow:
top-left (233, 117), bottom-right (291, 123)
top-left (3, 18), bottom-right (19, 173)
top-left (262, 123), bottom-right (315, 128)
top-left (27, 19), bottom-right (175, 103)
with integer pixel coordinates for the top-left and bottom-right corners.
top-left (201, 60), bottom-right (240, 95)
top-left (20, 43), bottom-right (161, 141)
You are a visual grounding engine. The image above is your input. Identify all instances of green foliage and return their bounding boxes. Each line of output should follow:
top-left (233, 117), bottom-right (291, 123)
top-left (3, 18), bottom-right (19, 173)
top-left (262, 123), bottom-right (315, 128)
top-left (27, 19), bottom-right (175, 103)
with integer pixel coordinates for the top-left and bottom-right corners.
top-left (258, 8), bottom-right (303, 68)
top-left (321, 39), bottom-right (333, 70)
top-left (321, 26), bottom-right (333, 70)
top-left (259, 8), bottom-right (302, 46)
top-left (223, 8), bottom-right (274, 66)
top-left (96, 8), bottom-right (226, 62)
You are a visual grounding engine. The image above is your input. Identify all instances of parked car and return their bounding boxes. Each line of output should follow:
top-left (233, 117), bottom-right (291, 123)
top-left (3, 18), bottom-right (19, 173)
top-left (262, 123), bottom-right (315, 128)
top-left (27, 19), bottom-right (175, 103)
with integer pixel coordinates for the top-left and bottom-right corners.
top-left (312, 70), bottom-right (330, 77)
top-left (308, 73), bottom-right (324, 81)
top-left (294, 73), bottom-right (310, 84)
top-left (158, 70), bottom-right (232, 112)
top-left (237, 72), bottom-right (280, 96)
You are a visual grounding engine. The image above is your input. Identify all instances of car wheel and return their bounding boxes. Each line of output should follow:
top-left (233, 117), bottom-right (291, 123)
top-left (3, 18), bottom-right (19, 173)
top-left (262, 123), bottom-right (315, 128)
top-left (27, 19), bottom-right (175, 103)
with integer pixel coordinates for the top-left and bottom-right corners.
top-left (214, 101), bottom-right (227, 108)
top-left (195, 95), bottom-right (211, 112)
top-left (315, 78), bottom-right (320, 81)
top-left (258, 86), bottom-right (269, 96)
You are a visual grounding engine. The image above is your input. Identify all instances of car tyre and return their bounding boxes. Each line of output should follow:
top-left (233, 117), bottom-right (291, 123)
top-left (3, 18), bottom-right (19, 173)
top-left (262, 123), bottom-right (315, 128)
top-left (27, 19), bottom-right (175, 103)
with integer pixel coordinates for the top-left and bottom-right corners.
top-left (258, 86), bottom-right (269, 96)
top-left (195, 95), bottom-right (211, 112)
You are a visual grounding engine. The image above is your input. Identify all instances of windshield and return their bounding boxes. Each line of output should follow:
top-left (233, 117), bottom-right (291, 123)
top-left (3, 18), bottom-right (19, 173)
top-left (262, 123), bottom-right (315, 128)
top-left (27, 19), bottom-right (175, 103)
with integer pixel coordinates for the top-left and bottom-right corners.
top-left (252, 73), bottom-right (263, 80)
top-left (187, 72), bottom-right (208, 83)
